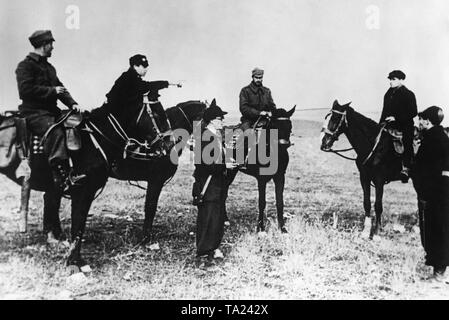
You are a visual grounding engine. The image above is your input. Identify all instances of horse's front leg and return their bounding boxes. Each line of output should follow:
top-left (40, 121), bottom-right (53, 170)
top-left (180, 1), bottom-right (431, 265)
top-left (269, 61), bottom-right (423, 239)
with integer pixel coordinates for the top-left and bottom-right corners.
top-left (360, 172), bottom-right (372, 238)
top-left (142, 179), bottom-right (164, 244)
top-left (373, 181), bottom-right (384, 237)
top-left (257, 178), bottom-right (267, 232)
top-left (68, 175), bottom-right (105, 269)
top-left (43, 188), bottom-right (62, 241)
top-left (274, 174), bottom-right (287, 233)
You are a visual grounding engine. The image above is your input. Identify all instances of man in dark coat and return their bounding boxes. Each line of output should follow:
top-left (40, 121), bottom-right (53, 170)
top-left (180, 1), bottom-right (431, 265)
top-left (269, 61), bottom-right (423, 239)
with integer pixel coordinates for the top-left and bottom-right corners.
top-left (239, 68), bottom-right (277, 131)
top-left (105, 54), bottom-right (177, 133)
top-left (412, 106), bottom-right (449, 284)
top-left (192, 99), bottom-right (237, 267)
top-left (15, 30), bottom-right (82, 192)
top-left (379, 70), bottom-right (417, 183)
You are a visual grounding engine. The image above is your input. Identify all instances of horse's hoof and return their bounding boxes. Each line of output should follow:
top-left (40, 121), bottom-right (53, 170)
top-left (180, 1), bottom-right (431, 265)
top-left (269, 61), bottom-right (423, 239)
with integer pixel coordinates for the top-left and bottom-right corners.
top-left (360, 230), bottom-right (371, 239)
top-left (67, 265), bottom-right (81, 275)
top-left (257, 231), bottom-right (267, 237)
top-left (372, 235), bottom-right (381, 242)
top-left (140, 238), bottom-right (151, 247)
top-left (280, 227), bottom-right (288, 234)
top-left (224, 220), bottom-right (230, 227)
top-left (46, 232), bottom-right (60, 246)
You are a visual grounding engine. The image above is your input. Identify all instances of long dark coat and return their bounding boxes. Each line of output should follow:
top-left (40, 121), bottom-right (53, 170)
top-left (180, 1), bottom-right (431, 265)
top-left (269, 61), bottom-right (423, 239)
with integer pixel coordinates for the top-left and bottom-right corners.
top-left (15, 52), bottom-right (78, 163)
top-left (192, 126), bottom-right (227, 256)
top-left (239, 81), bottom-right (276, 123)
top-left (16, 52), bottom-right (78, 117)
top-left (105, 68), bottom-right (169, 127)
top-left (413, 125), bottom-right (449, 267)
top-left (380, 85), bottom-right (417, 128)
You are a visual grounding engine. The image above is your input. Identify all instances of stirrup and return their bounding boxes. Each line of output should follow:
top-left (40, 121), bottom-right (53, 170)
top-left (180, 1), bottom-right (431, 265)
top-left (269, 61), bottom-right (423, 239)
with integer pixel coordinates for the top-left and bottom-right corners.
top-left (69, 172), bottom-right (87, 185)
top-left (400, 168), bottom-right (409, 183)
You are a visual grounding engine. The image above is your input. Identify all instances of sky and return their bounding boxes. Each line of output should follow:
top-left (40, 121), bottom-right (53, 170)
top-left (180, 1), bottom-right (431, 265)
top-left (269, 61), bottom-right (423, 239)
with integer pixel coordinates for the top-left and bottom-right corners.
top-left (1, 0), bottom-right (449, 124)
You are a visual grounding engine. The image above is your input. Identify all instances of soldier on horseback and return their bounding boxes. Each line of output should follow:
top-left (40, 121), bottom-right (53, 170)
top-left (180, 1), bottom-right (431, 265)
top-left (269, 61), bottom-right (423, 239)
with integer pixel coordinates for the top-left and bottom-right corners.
top-left (239, 68), bottom-right (277, 132)
top-left (380, 70), bottom-right (418, 183)
top-left (15, 30), bottom-right (85, 193)
top-left (105, 54), bottom-right (178, 139)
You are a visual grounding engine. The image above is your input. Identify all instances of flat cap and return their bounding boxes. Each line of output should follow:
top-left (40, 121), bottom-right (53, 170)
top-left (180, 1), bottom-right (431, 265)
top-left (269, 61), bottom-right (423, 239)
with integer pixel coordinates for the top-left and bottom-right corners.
top-left (129, 54), bottom-right (149, 67)
top-left (252, 67), bottom-right (264, 78)
top-left (418, 106), bottom-right (444, 126)
top-left (29, 30), bottom-right (55, 48)
top-left (388, 70), bottom-right (406, 80)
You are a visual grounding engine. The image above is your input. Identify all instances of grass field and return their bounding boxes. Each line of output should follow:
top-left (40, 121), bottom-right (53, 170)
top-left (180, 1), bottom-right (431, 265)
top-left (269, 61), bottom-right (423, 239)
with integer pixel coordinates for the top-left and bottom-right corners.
top-left (0, 119), bottom-right (447, 300)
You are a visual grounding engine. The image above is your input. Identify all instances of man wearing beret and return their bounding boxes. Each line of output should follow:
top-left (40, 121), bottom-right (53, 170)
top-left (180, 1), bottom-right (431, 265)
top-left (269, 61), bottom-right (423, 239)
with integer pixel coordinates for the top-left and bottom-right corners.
top-left (379, 70), bottom-right (418, 183)
top-left (239, 68), bottom-right (277, 132)
top-left (412, 106), bottom-right (449, 284)
top-left (15, 30), bottom-right (83, 193)
top-left (105, 54), bottom-right (176, 133)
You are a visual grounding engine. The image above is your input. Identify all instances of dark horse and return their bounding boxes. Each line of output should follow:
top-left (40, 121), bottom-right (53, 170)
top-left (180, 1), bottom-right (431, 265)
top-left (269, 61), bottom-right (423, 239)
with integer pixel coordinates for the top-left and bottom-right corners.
top-left (320, 100), bottom-right (412, 238)
top-left (0, 99), bottom-right (206, 268)
top-left (222, 107), bottom-right (296, 233)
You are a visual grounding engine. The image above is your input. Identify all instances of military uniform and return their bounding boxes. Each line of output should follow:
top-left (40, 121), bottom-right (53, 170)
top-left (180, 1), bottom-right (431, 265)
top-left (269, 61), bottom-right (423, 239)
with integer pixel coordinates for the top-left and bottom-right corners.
top-left (413, 124), bottom-right (449, 270)
top-left (106, 67), bottom-right (170, 132)
top-left (239, 81), bottom-right (276, 131)
top-left (16, 52), bottom-right (77, 166)
top-left (380, 84), bottom-right (417, 171)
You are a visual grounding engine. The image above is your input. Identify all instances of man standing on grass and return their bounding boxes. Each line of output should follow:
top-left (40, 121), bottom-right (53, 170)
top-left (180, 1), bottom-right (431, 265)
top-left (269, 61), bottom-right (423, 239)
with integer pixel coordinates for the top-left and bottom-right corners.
top-left (412, 106), bottom-right (449, 285)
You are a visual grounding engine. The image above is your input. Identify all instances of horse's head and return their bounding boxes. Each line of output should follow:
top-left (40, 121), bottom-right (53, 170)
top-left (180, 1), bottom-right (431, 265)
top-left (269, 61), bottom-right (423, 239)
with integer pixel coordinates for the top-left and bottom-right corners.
top-left (168, 100), bottom-right (207, 133)
top-left (270, 106), bottom-right (296, 148)
top-left (320, 100), bottom-right (351, 151)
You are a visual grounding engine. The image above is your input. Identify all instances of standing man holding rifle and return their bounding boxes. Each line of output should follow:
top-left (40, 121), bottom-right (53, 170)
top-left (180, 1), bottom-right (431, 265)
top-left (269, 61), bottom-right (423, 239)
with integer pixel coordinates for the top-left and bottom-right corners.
top-left (192, 99), bottom-right (237, 267)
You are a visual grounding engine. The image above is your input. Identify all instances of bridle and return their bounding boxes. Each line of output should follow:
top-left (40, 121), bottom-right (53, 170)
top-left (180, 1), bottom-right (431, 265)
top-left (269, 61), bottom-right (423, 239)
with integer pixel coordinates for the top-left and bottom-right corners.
top-left (322, 109), bottom-right (348, 138)
top-left (321, 109), bottom-right (356, 161)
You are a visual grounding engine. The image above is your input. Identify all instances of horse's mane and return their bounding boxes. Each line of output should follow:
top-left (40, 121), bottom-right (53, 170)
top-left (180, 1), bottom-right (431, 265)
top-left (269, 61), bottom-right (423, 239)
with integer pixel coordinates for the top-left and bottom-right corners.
top-left (272, 108), bottom-right (290, 118)
top-left (346, 105), bottom-right (380, 137)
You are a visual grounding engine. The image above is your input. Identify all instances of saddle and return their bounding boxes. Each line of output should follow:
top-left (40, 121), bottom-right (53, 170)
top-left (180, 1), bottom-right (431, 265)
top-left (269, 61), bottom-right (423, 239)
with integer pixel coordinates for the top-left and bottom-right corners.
top-left (0, 110), bottom-right (84, 172)
top-left (384, 126), bottom-right (404, 155)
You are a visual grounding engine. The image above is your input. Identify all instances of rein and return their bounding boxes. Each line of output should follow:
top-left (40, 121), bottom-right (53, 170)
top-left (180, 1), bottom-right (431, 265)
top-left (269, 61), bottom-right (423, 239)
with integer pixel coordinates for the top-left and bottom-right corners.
top-left (177, 106), bottom-right (192, 131)
top-left (86, 112), bottom-right (166, 161)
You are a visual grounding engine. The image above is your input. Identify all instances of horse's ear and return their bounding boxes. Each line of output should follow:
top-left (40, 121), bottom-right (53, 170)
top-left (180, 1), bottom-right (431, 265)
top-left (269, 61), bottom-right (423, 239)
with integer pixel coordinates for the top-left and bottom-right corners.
top-left (210, 98), bottom-right (217, 107)
top-left (344, 101), bottom-right (352, 107)
top-left (333, 100), bottom-right (340, 108)
top-left (287, 105), bottom-right (296, 117)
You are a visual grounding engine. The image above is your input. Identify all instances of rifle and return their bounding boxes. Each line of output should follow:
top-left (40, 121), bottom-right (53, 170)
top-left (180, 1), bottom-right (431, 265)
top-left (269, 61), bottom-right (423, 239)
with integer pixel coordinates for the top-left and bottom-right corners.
top-left (192, 175), bottom-right (212, 206)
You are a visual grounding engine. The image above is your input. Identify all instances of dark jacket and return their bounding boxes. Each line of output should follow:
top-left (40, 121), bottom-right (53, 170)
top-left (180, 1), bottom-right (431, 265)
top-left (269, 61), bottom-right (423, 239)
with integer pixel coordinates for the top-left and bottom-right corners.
top-left (413, 126), bottom-right (449, 201)
top-left (105, 68), bottom-right (169, 117)
top-left (193, 127), bottom-right (227, 202)
top-left (15, 52), bottom-right (77, 116)
top-left (380, 85), bottom-right (417, 128)
top-left (239, 81), bottom-right (276, 122)
top-left (413, 125), bottom-right (449, 266)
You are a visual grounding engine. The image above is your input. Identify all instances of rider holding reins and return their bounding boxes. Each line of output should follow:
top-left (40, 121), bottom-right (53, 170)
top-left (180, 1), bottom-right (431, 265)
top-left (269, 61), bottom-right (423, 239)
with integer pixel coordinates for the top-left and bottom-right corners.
top-left (239, 67), bottom-right (277, 131)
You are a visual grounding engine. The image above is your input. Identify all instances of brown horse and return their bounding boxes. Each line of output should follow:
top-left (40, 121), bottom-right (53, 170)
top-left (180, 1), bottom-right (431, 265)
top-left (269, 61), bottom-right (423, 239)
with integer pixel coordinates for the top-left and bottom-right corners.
top-left (0, 100), bottom-right (206, 268)
top-left (222, 107), bottom-right (296, 233)
top-left (320, 100), bottom-right (414, 238)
